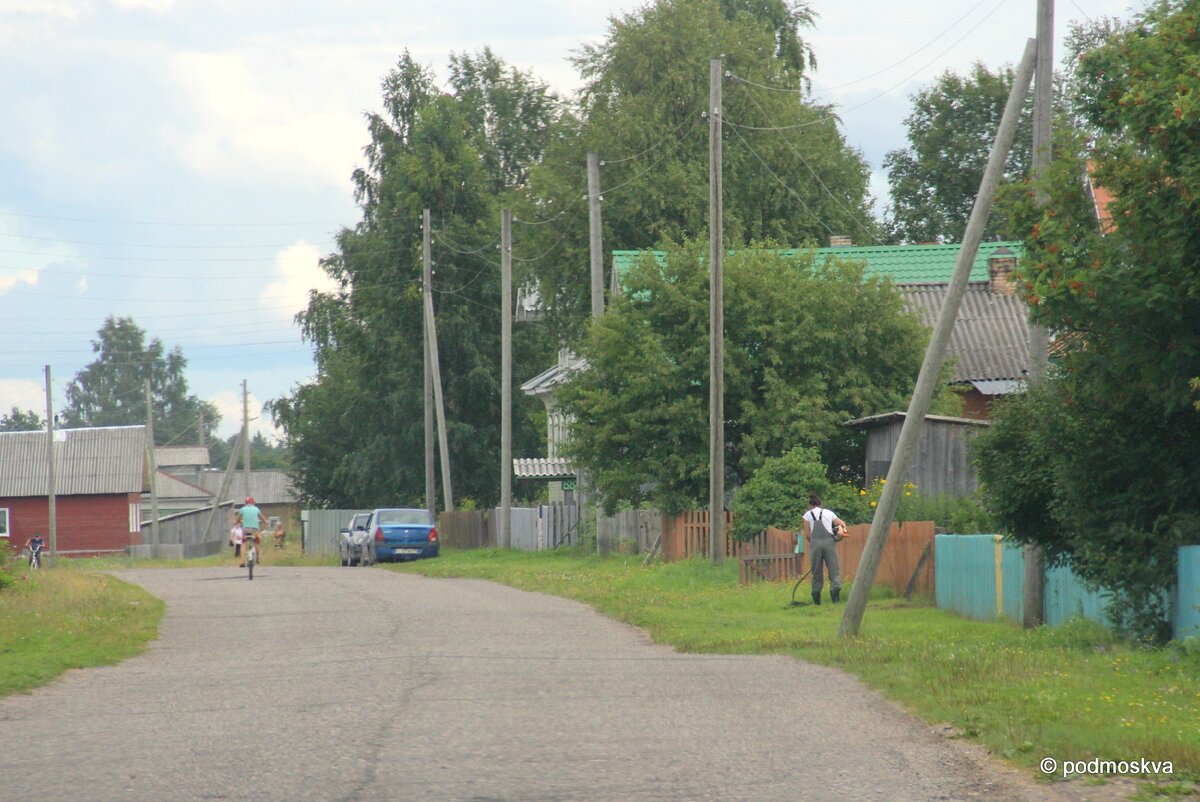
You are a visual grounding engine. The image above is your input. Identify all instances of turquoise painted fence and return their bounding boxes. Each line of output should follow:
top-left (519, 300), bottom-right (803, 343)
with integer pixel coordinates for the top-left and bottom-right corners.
top-left (1178, 546), bottom-right (1200, 641)
top-left (936, 535), bottom-right (1199, 638)
top-left (935, 535), bottom-right (1022, 621)
top-left (1044, 563), bottom-right (1110, 628)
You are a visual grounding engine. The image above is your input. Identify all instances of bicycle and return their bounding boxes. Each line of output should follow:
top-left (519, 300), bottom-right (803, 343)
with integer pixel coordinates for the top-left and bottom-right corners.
top-left (244, 531), bottom-right (259, 581)
top-left (28, 543), bottom-right (43, 571)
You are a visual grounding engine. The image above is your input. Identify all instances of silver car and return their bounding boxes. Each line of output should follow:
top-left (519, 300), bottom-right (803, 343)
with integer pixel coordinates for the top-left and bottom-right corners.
top-left (338, 512), bottom-right (374, 566)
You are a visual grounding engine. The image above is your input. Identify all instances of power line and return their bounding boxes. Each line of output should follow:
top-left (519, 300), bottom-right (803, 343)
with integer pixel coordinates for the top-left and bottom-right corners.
top-left (735, 87), bottom-right (882, 245)
top-left (728, 126), bottom-right (840, 242)
top-left (823, 0), bottom-right (994, 91)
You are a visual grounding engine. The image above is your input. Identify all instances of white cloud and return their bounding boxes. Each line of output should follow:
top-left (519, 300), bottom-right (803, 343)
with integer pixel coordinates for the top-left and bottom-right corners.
top-left (0, 212), bottom-right (81, 294)
top-left (0, 1), bottom-right (92, 21)
top-left (259, 240), bottom-right (337, 324)
top-left (208, 389), bottom-right (279, 443)
top-left (164, 46), bottom-right (379, 191)
top-left (0, 378), bottom-right (49, 417)
top-left (112, 0), bottom-right (173, 11)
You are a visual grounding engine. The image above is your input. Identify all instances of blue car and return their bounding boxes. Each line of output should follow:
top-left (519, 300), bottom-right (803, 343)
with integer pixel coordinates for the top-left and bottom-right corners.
top-left (366, 508), bottom-right (439, 562)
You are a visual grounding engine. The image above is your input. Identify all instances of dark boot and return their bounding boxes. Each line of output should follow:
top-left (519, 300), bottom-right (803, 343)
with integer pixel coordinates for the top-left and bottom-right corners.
top-left (831, 588), bottom-right (841, 603)
top-left (811, 592), bottom-right (821, 606)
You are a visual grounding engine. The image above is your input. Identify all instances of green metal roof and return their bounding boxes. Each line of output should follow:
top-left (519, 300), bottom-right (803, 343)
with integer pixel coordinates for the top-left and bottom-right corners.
top-left (611, 241), bottom-right (1023, 287)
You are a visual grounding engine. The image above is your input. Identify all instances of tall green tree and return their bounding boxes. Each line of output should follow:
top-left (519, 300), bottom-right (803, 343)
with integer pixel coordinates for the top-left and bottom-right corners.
top-left (974, 1), bottom-right (1200, 640)
top-left (271, 50), bottom-right (559, 508)
top-left (61, 316), bottom-right (219, 446)
top-left (884, 63), bottom-right (1034, 244)
top-left (557, 243), bottom-right (955, 514)
top-left (0, 407), bottom-right (43, 432)
top-left (516, 0), bottom-right (876, 339)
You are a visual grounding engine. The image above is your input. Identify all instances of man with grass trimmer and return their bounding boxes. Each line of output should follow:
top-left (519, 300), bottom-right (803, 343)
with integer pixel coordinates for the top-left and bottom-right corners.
top-left (802, 495), bottom-right (847, 605)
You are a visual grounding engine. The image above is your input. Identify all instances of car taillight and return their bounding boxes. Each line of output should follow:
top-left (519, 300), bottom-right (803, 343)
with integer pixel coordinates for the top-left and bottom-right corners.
top-left (428, 527), bottom-right (438, 542)
top-left (375, 527), bottom-right (383, 542)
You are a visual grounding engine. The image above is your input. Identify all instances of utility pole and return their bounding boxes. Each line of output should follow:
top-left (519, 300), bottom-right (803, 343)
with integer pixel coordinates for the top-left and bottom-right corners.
top-left (587, 152), bottom-right (605, 318)
top-left (145, 380), bottom-right (161, 555)
top-left (423, 210), bottom-right (436, 519)
top-left (500, 209), bottom-right (513, 549)
top-left (1023, 0), bottom-right (1055, 630)
top-left (708, 57), bottom-right (725, 566)
top-left (839, 39), bottom-right (1038, 638)
top-left (204, 428), bottom-right (244, 543)
top-left (424, 220), bottom-right (454, 513)
top-left (198, 409), bottom-right (206, 447)
top-left (44, 366), bottom-right (57, 567)
top-left (241, 380), bottom-right (251, 503)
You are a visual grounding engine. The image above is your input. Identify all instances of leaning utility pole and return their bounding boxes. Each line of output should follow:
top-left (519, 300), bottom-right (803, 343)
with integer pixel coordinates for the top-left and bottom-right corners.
top-left (424, 213), bottom-right (454, 512)
top-left (145, 380), bottom-right (161, 555)
top-left (840, 39), bottom-right (1038, 638)
top-left (1023, 0), bottom-right (1054, 630)
top-left (44, 366), bottom-right (57, 567)
top-left (587, 152), bottom-right (605, 318)
top-left (423, 210), bottom-right (436, 519)
top-left (500, 209), bottom-right (513, 549)
top-left (708, 57), bottom-right (725, 566)
top-left (241, 380), bottom-right (251, 502)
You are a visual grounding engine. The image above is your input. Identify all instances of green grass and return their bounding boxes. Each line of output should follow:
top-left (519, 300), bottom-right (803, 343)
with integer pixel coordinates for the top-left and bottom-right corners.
top-left (391, 547), bottom-right (1200, 782)
top-left (0, 557), bottom-right (165, 696)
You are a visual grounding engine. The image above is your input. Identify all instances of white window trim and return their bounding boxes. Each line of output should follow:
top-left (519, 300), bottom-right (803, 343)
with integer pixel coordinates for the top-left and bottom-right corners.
top-left (0, 507), bottom-right (8, 538)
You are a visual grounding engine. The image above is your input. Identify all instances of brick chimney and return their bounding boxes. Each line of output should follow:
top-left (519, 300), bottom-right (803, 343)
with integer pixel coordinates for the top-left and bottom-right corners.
top-left (828, 235), bottom-right (852, 248)
top-left (987, 246), bottom-right (1017, 295)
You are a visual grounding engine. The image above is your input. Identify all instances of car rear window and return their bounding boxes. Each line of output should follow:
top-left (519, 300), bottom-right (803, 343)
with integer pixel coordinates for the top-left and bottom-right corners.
top-left (377, 509), bottom-right (433, 525)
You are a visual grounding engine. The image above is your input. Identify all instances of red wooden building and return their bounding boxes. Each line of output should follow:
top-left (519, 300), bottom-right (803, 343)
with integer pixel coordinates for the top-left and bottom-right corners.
top-left (0, 426), bottom-right (147, 557)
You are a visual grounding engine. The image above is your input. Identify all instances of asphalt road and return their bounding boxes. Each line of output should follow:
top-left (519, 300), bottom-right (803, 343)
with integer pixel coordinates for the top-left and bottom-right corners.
top-left (0, 566), bottom-right (1077, 802)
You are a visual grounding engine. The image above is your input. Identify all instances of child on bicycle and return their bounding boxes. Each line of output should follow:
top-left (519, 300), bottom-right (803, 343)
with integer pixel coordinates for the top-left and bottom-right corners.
top-left (24, 533), bottom-right (45, 569)
top-left (237, 497), bottom-right (263, 565)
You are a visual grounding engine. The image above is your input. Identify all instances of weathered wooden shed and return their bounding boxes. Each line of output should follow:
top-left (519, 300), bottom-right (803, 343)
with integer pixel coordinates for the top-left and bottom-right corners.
top-left (844, 412), bottom-right (989, 497)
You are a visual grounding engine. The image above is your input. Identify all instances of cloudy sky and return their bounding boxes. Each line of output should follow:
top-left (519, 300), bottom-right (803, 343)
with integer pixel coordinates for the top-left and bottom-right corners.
top-left (0, 0), bottom-right (1138, 441)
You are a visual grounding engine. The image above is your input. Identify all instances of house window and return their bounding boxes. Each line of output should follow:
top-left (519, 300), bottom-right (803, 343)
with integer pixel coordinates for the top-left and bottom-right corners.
top-left (129, 502), bottom-right (141, 533)
top-left (0, 508), bottom-right (8, 539)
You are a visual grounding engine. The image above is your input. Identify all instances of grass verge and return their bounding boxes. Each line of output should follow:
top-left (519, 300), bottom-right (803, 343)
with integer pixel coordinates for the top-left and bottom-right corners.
top-left (391, 547), bottom-right (1200, 785)
top-left (0, 557), bottom-right (165, 696)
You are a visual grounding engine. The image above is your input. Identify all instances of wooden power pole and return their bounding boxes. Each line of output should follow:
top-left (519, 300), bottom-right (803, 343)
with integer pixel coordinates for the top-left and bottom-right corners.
top-left (423, 210), bottom-right (436, 519)
top-left (1023, 0), bottom-right (1055, 630)
top-left (241, 380), bottom-right (251, 502)
top-left (500, 209), bottom-right (513, 548)
top-left (423, 212), bottom-right (454, 513)
top-left (839, 39), bottom-right (1038, 638)
top-left (588, 152), bottom-right (605, 319)
top-left (709, 57), bottom-right (725, 566)
top-left (44, 366), bottom-right (57, 567)
top-left (145, 380), bottom-right (161, 555)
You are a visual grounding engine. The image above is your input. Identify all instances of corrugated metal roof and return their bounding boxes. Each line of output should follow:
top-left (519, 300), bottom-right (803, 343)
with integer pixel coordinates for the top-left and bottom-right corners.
top-left (899, 282), bottom-right (1031, 383)
top-left (151, 469), bottom-right (212, 500)
top-left (844, 411), bottom-right (990, 428)
top-left (195, 469), bottom-right (297, 504)
top-left (0, 426), bottom-right (147, 497)
top-left (155, 446), bottom-right (210, 468)
top-left (513, 458), bottom-right (575, 479)
top-left (611, 241), bottom-right (1023, 288)
top-left (520, 353), bottom-right (586, 396)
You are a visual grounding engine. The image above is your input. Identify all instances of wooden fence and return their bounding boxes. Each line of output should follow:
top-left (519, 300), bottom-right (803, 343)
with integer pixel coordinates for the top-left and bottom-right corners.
top-left (438, 510), bottom-right (491, 549)
top-left (661, 510), bottom-right (936, 594)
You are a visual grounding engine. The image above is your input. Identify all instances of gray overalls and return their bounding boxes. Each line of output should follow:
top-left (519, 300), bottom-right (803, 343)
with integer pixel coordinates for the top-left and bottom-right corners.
top-left (807, 508), bottom-right (841, 603)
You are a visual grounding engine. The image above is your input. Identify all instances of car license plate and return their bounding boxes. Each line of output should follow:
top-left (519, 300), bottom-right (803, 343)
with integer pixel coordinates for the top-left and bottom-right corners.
top-left (395, 548), bottom-right (420, 555)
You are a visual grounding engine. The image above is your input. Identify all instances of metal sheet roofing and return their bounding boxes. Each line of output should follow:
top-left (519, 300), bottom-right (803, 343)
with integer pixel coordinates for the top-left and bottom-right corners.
top-left (899, 283), bottom-right (1031, 383)
top-left (513, 458), bottom-right (575, 479)
top-left (151, 470), bottom-right (212, 500)
top-left (155, 446), bottom-right (211, 468)
top-left (0, 426), bottom-right (147, 497)
top-left (195, 469), bottom-right (297, 504)
top-left (611, 241), bottom-right (1023, 287)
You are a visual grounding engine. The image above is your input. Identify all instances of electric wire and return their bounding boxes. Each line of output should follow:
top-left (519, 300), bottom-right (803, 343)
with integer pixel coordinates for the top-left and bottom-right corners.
top-left (728, 126), bottom-right (840, 242)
